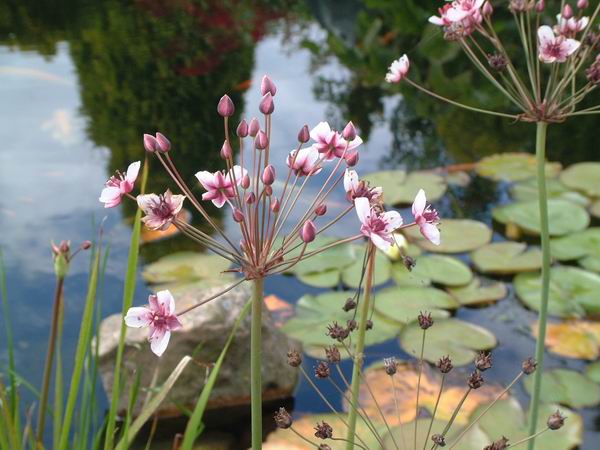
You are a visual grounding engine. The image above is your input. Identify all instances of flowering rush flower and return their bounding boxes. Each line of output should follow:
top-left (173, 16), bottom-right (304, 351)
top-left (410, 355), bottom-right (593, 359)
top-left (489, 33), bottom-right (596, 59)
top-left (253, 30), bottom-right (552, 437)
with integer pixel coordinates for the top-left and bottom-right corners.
top-left (429, 0), bottom-right (484, 25)
top-left (385, 55), bottom-right (410, 83)
top-left (125, 290), bottom-right (182, 356)
top-left (99, 161), bottom-right (140, 208)
top-left (537, 25), bottom-right (580, 63)
top-left (355, 197), bottom-right (403, 251)
top-left (344, 169), bottom-right (382, 203)
top-left (554, 14), bottom-right (589, 37)
top-left (412, 189), bottom-right (441, 245)
top-left (137, 190), bottom-right (185, 231)
top-left (287, 147), bottom-right (322, 176)
top-left (309, 121), bottom-right (363, 161)
top-left (195, 165), bottom-right (247, 208)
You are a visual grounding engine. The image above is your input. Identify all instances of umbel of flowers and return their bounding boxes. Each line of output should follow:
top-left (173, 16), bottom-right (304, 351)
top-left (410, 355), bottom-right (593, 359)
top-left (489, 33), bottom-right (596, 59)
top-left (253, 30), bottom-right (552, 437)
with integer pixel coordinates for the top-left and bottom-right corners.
top-left (99, 76), bottom-right (440, 449)
top-left (385, 1), bottom-right (599, 448)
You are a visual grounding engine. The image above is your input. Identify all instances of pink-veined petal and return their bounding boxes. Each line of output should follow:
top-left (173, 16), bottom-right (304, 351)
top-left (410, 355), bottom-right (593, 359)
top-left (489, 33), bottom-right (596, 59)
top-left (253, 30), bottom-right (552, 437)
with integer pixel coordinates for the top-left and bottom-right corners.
top-left (537, 26), bottom-right (555, 46)
top-left (347, 135), bottom-right (363, 151)
top-left (428, 15), bottom-right (445, 25)
top-left (195, 171), bottom-right (217, 190)
top-left (99, 187), bottom-right (122, 207)
top-left (355, 197), bottom-right (371, 225)
top-left (563, 38), bottom-right (581, 56)
top-left (412, 189), bottom-right (427, 216)
top-left (309, 121), bottom-right (332, 142)
top-left (446, 7), bottom-right (470, 22)
top-left (124, 307), bottom-right (152, 327)
top-left (383, 210), bottom-right (403, 232)
top-left (150, 329), bottom-right (170, 357)
top-left (421, 222), bottom-right (441, 245)
top-left (125, 161), bottom-right (141, 184)
top-left (156, 290), bottom-right (175, 315)
top-left (370, 233), bottom-right (392, 252)
top-left (344, 169), bottom-right (359, 193)
top-left (136, 193), bottom-right (159, 211)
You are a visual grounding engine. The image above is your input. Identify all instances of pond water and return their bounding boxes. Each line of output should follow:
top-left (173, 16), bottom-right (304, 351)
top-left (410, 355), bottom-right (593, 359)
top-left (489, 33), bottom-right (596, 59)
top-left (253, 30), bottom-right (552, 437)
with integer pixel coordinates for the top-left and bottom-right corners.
top-left (1, 1), bottom-right (599, 449)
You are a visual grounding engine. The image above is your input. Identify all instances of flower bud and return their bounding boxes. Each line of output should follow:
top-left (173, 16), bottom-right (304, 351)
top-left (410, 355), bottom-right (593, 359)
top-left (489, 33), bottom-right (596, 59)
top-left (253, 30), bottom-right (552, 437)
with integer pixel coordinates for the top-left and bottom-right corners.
top-left (345, 150), bottom-right (359, 167)
top-left (271, 197), bottom-right (281, 213)
top-left (300, 220), bottom-right (316, 243)
top-left (342, 121), bottom-right (356, 141)
top-left (535, 0), bottom-right (545, 12)
top-left (298, 124), bottom-right (310, 143)
top-left (81, 240), bottom-right (92, 250)
top-left (260, 75), bottom-right (277, 96)
top-left (155, 132), bottom-right (171, 153)
top-left (262, 165), bottom-right (276, 185)
top-left (482, 1), bottom-right (493, 16)
top-left (562, 3), bottom-right (573, 18)
top-left (248, 117), bottom-right (260, 137)
top-left (241, 174), bottom-right (251, 189)
top-left (220, 140), bottom-right (233, 159)
top-left (59, 240), bottom-right (70, 254)
top-left (577, 0), bottom-right (588, 9)
top-left (255, 130), bottom-right (269, 150)
top-left (245, 192), bottom-right (256, 204)
top-left (264, 185), bottom-right (273, 196)
top-left (232, 208), bottom-right (244, 223)
top-left (259, 92), bottom-right (274, 115)
top-left (217, 95), bottom-right (235, 117)
top-left (143, 134), bottom-right (159, 153)
top-left (315, 204), bottom-right (327, 216)
top-left (236, 119), bottom-right (248, 138)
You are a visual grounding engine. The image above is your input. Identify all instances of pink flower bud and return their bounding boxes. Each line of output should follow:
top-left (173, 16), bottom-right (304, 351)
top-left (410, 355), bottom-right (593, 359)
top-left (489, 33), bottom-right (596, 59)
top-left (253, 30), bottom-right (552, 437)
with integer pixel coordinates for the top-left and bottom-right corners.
top-left (59, 240), bottom-right (70, 254)
top-left (577, 0), bottom-right (588, 9)
top-left (271, 197), bottom-right (280, 213)
top-left (236, 119), bottom-right (248, 138)
top-left (245, 192), bottom-right (256, 204)
top-left (143, 134), bottom-right (159, 153)
top-left (535, 0), bottom-right (545, 12)
top-left (233, 208), bottom-right (245, 223)
top-left (220, 140), bottom-right (233, 159)
top-left (217, 94), bottom-right (235, 117)
top-left (259, 92), bottom-right (274, 115)
top-left (482, 1), bottom-right (493, 16)
top-left (249, 117), bottom-right (260, 137)
top-left (260, 75), bottom-right (277, 96)
top-left (562, 3), bottom-right (573, 18)
top-left (241, 174), bottom-right (251, 189)
top-left (155, 132), bottom-right (171, 153)
top-left (300, 220), bottom-right (316, 243)
top-left (262, 165), bottom-right (276, 185)
top-left (255, 130), bottom-right (269, 150)
top-left (264, 185), bottom-right (273, 196)
top-left (298, 125), bottom-right (310, 143)
top-left (342, 121), bottom-right (356, 141)
top-left (81, 240), bottom-right (92, 250)
top-left (345, 150), bottom-right (359, 167)
top-left (315, 204), bottom-right (327, 216)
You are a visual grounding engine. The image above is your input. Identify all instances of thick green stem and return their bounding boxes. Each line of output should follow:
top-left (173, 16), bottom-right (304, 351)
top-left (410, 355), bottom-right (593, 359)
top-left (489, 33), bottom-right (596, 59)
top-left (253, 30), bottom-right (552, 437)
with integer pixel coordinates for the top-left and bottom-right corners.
top-left (251, 277), bottom-right (264, 450)
top-left (527, 121), bottom-right (550, 450)
top-left (346, 244), bottom-right (375, 450)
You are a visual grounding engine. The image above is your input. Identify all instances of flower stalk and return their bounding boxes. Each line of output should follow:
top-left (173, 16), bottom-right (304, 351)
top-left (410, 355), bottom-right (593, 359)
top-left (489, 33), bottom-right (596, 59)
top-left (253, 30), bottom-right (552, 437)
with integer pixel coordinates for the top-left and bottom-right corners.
top-left (250, 276), bottom-right (264, 450)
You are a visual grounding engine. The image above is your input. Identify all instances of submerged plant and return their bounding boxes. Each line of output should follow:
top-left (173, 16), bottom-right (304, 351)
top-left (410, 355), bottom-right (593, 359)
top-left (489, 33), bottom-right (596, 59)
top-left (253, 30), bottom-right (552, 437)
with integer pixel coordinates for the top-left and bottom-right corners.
top-left (386, 1), bottom-right (600, 447)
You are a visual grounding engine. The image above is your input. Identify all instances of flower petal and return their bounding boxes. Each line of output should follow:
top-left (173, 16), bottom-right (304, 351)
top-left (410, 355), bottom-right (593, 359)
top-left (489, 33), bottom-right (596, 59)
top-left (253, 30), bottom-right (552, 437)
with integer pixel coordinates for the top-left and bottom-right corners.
top-left (156, 290), bottom-right (175, 315)
top-left (370, 233), bottom-right (392, 252)
top-left (195, 171), bottom-right (217, 190)
top-left (421, 223), bottom-right (441, 246)
top-left (355, 197), bottom-right (371, 225)
top-left (537, 25), bottom-right (555, 46)
top-left (126, 161), bottom-right (141, 184)
top-left (99, 187), bottom-right (122, 207)
top-left (124, 307), bottom-right (152, 328)
top-left (412, 189), bottom-right (426, 216)
top-left (344, 169), bottom-right (359, 193)
top-left (150, 329), bottom-right (170, 357)
top-left (383, 210), bottom-right (403, 232)
top-left (309, 122), bottom-right (332, 142)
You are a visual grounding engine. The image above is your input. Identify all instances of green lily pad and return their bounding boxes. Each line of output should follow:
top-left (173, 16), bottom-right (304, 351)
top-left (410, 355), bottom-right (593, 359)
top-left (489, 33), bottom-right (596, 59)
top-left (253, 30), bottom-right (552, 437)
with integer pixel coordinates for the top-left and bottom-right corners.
top-left (142, 251), bottom-right (232, 284)
top-left (412, 254), bottom-right (473, 286)
top-left (365, 170), bottom-right (447, 205)
top-left (391, 262), bottom-right (432, 287)
top-left (374, 286), bottom-right (459, 324)
top-left (586, 362), bottom-right (600, 383)
top-left (551, 228), bottom-right (600, 261)
top-left (580, 254), bottom-right (600, 273)
top-left (511, 178), bottom-right (590, 206)
top-left (399, 318), bottom-right (496, 366)
top-left (383, 418), bottom-right (488, 449)
top-left (476, 153), bottom-right (562, 182)
top-left (514, 266), bottom-right (600, 318)
top-left (445, 170), bottom-right (471, 187)
top-left (591, 200), bottom-right (600, 219)
top-left (341, 247), bottom-right (392, 288)
top-left (403, 219), bottom-right (492, 253)
top-left (447, 278), bottom-right (507, 306)
top-left (492, 199), bottom-right (590, 236)
top-left (471, 242), bottom-right (543, 274)
top-left (560, 162), bottom-right (600, 197)
top-left (297, 269), bottom-right (341, 288)
top-left (291, 237), bottom-right (358, 276)
top-left (523, 368), bottom-right (600, 408)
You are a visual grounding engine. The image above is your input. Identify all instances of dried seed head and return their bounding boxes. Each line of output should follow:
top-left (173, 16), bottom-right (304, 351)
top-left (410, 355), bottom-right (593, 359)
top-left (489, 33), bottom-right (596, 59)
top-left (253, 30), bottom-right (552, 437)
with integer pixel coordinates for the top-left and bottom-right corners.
top-left (314, 421), bottom-right (333, 439)
top-left (474, 352), bottom-right (493, 372)
top-left (483, 436), bottom-right (509, 450)
top-left (365, 319), bottom-right (373, 330)
top-left (586, 56), bottom-right (600, 85)
top-left (259, 92), bottom-right (275, 115)
top-left (417, 312), bottom-right (434, 330)
top-left (155, 132), bottom-right (171, 153)
top-left (547, 411), bottom-right (566, 430)
top-left (403, 255), bottom-right (416, 271)
top-left (274, 407), bottom-right (292, 429)
top-left (431, 434), bottom-right (446, 446)
top-left (248, 117), bottom-right (260, 137)
top-left (384, 357), bottom-right (397, 376)
top-left (287, 349), bottom-right (302, 367)
top-left (318, 445), bottom-right (331, 450)
top-left (298, 124), bottom-right (310, 143)
top-left (342, 121), bottom-right (357, 141)
top-left (217, 94), bottom-right (235, 117)
top-left (236, 119), bottom-right (248, 138)
top-left (488, 53), bottom-right (508, 71)
top-left (315, 361), bottom-right (330, 379)
top-left (327, 322), bottom-right (349, 342)
top-left (343, 298), bottom-right (357, 312)
top-left (468, 371), bottom-right (484, 389)
top-left (437, 356), bottom-right (453, 374)
top-left (521, 357), bottom-right (537, 375)
top-left (346, 319), bottom-right (358, 332)
top-left (325, 346), bottom-right (341, 364)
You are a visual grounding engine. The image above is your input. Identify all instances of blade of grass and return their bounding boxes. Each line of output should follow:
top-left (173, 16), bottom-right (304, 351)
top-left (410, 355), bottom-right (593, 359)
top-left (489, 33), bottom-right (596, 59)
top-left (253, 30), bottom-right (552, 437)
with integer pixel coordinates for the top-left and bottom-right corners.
top-left (53, 297), bottom-right (65, 450)
top-left (117, 369), bottom-right (142, 449)
top-left (0, 379), bottom-right (20, 449)
top-left (0, 251), bottom-right (18, 423)
top-left (180, 296), bottom-right (251, 450)
top-left (114, 356), bottom-right (193, 450)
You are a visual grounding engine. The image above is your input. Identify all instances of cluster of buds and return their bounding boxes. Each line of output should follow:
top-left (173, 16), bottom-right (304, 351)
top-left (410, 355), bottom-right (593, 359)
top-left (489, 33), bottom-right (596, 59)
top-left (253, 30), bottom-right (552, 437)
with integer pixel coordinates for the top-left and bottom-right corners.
top-left (50, 239), bottom-right (92, 278)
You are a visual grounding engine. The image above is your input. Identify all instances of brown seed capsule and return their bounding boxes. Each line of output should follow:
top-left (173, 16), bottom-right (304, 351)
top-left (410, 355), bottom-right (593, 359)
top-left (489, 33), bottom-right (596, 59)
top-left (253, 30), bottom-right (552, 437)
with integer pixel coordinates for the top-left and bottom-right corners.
top-left (274, 407), bottom-right (292, 429)
top-left (326, 322), bottom-right (349, 342)
top-left (547, 411), bottom-right (566, 430)
top-left (417, 312), bottom-right (433, 330)
top-left (346, 319), bottom-right (357, 332)
top-left (384, 357), bottom-right (397, 376)
top-left (318, 445), bottom-right (331, 450)
top-left (343, 298), bottom-right (356, 312)
top-left (403, 255), bottom-right (416, 271)
top-left (474, 352), bottom-right (493, 371)
top-left (468, 371), bottom-right (484, 389)
top-left (488, 53), bottom-right (508, 71)
top-left (365, 319), bottom-right (373, 330)
top-left (315, 361), bottom-right (330, 379)
top-left (483, 436), bottom-right (509, 450)
top-left (436, 356), bottom-right (453, 374)
top-left (325, 346), bottom-right (341, 364)
top-left (431, 434), bottom-right (446, 446)
top-left (287, 349), bottom-right (302, 368)
top-left (521, 357), bottom-right (537, 375)
top-left (314, 421), bottom-right (333, 439)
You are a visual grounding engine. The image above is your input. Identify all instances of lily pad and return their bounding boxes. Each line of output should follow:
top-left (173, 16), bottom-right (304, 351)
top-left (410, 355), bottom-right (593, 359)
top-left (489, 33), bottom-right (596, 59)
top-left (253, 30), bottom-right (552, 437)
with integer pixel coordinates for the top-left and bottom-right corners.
top-left (471, 242), bottom-right (542, 274)
top-left (511, 178), bottom-right (590, 206)
top-left (447, 278), bottom-right (507, 306)
top-left (515, 266), bottom-right (600, 318)
top-left (414, 255), bottom-right (473, 286)
top-left (142, 251), bottom-right (232, 284)
top-left (297, 269), bottom-right (341, 288)
top-left (291, 237), bottom-right (358, 276)
top-left (580, 254), bottom-right (600, 273)
top-left (373, 286), bottom-right (459, 324)
top-left (550, 228), bottom-right (600, 261)
top-left (399, 318), bottom-right (497, 366)
top-left (532, 320), bottom-right (600, 360)
top-left (365, 170), bottom-right (447, 205)
top-left (492, 199), bottom-right (590, 236)
top-left (341, 246), bottom-right (392, 288)
top-left (560, 162), bottom-right (600, 197)
top-left (586, 362), bottom-right (600, 383)
top-left (391, 262), bottom-right (432, 287)
top-left (403, 219), bottom-right (492, 253)
top-left (591, 200), bottom-right (600, 218)
top-left (523, 368), bottom-right (600, 408)
top-left (476, 153), bottom-right (562, 182)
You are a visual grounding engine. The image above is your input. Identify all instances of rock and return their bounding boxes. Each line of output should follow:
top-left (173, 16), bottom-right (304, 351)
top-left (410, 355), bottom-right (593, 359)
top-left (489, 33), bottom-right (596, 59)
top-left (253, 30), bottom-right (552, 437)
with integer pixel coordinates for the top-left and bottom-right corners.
top-left (98, 281), bottom-right (299, 417)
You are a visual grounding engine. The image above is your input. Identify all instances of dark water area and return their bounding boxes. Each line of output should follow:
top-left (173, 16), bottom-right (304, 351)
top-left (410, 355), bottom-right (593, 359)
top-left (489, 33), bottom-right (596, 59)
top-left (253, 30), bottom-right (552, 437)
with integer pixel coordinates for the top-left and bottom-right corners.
top-left (1, 0), bottom-right (599, 448)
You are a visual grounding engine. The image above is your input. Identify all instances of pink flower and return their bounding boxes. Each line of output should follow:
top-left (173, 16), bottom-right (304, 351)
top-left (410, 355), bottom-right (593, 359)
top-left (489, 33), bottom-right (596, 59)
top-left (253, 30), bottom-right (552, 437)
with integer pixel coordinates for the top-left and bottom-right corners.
top-left (125, 290), bottom-right (182, 356)
top-left (344, 169), bottom-right (382, 203)
top-left (287, 147), bottom-right (322, 176)
top-left (429, 0), bottom-right (484, 36)
top-left (137, 190), bottom-right (185, 231)
top-left (538, 25), bottom-right (580, 63)
top-left (429, 3), bottom-right (453, 26)
top-left (309, 122), bottom-right (362, 161)
top-left (355, 197), bottom-right (402, 251)
top-left (412, 189), bottom-right (441, 246)
top-left (385, 55), bottom-right (410, 83)
top-left (195, 165), bottom-right (247, 208)
top-left (555, 14), bottom-right (589, 37)
top-left (99, 161), bottom-right (140, 208)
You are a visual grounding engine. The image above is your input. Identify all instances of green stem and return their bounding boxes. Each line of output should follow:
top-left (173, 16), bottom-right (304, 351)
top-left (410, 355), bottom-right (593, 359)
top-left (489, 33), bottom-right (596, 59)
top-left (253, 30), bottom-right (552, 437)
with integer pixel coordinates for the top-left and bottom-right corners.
top-left (251, 277), bottom-right (264, 450)
top-left (346, 243), bottom-right (375, 450)
top-left (527, 121), bottom-right (550, 450)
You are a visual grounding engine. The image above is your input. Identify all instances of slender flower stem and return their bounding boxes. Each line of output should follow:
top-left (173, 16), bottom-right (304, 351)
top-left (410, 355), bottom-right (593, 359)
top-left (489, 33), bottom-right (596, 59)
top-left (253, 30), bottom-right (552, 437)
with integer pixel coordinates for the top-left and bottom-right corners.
top-left (431, 388), bottom-right (472, 450)
top-left (176, 278), bottom-right (247, 316)
top-left (345, 243), bottom-right (375, 450)
top-left (414, 330), bottom-right (427, 450)
top-left (527, 121), bottom-right (550, 450)
top-left (509, 427), bottom-right (550, 449)
top-left (250, 277), bottom-right (264, 450)
top-left (391, 375), bottom-right (409, 450)
top-left (423, 374), bottom-right (446, 450)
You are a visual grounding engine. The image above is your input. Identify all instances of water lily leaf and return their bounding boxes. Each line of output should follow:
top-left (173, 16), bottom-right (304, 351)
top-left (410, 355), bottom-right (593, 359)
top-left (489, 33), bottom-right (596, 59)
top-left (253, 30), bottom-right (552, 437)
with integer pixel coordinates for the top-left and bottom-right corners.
top-left (445, 170), bottom-right (471, 187)
top-left (391, 262), bottom-right (432, 287)
top-left (413, 254), bottom-right (473, 286)
top-left (403, 219), bottom-right (492, 253)
top-left (447, 278), bottom-right (507, 306)
top-left (297, 269), bottom-right (341, 288)
top-left (291, 237), bottom-right (358, 276)
top-left (476, 153), bottom-right (562, 182)
top-left (511, 178), bottom-right (590, 206)
top-left (560, 162), bottom-right (600, 197)
top-left (365, 170), bottom-right (447, 205)
top-left (580, 254), bottom-right (600, 273)
top-left (523, 368), bottom-right (600, 408)
top-left (471, 242), bottom-right (542, 274)
top-left (532, 320), bottom-right (600, 360)
top-left (550, 228), bottom-right (600, 261)
top-left (399, 319), bottom-right (496, 366)
top-left (586, 362), bottom-right (600, 383)
top-left (515, 266), bottom-right (600, 318)
top-left (373, 286), bottom-right (458, 324)
top-left (492, 200), bottom-right (590, 237)
top-left (591, 200), bottom-right (600, 219)
top-left (142, 251), bottom-right (232, 284)
top-left (341, 247), bottom-right (391, 288)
